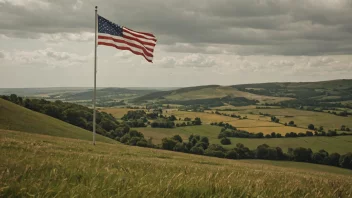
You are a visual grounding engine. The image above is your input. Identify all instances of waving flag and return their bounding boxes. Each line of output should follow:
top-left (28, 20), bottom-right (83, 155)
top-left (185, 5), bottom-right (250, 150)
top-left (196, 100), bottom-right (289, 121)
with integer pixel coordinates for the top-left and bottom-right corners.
top-left (97, 15), bottom-right (157, 62)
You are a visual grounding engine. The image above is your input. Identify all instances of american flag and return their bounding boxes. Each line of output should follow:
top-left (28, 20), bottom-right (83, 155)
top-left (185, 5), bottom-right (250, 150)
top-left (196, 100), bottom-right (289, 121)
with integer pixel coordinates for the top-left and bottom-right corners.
top-left (97, 15), bottom-right (157, 62)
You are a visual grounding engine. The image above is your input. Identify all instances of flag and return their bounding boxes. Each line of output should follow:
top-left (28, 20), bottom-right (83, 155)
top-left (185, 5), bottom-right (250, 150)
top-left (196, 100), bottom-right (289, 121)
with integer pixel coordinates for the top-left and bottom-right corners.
top-left (97, 15), bottom-right (157, 62)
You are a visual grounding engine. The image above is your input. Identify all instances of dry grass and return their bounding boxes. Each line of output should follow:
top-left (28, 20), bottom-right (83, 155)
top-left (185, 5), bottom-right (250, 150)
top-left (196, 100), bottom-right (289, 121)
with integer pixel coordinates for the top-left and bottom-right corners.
top-left (101, 108), bottom-right (145, 119)
top-left (1, 129), bottom-right (352, 197)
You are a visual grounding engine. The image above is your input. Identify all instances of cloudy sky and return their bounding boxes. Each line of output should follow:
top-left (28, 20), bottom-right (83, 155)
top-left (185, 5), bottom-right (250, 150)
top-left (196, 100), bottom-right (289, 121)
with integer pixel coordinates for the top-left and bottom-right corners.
top-left (1, 0), bottom-right (352, 88)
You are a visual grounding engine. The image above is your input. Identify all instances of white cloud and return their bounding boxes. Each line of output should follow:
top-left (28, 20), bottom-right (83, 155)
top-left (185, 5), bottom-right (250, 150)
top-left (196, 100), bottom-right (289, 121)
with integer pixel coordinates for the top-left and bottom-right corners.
top-left (2, 48), bottom-right (92, 67)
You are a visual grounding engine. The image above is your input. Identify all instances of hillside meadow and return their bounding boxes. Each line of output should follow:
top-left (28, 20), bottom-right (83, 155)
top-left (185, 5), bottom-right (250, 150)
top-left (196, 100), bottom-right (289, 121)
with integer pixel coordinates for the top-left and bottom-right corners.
top-left (1, 130), bottom-right (352, 197)
top-left (0, 98), bottom-right (113, 143)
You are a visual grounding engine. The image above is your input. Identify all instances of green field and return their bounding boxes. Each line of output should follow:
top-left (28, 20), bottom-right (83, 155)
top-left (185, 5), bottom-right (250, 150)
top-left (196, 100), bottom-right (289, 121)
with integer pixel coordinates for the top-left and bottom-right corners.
top-left (135, 125), bottom-right (352, 154)
top-left (221, 136), bottom-right (352, 154)
top-left (1, 130), bottom-right (352, 197)
top-left (0, 98), bottom-right (114, 143)
top-left (227, 107), bottom-right (352, 130)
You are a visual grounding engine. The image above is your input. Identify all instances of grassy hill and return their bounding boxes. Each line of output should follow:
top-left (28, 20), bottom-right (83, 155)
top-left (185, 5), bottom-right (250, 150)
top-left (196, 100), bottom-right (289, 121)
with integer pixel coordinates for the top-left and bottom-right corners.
top-left (232, 79), bottom-right (352, 101)
top-left (1, 130), bottom-right (351, 197)
top-left (134, 85), bottom-right (293, 104)
top-left (0, 98), bottom-right (114, 143)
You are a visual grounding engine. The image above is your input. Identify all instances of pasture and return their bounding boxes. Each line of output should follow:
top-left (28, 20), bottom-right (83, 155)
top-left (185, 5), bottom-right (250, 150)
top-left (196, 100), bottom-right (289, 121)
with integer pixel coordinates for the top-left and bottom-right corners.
top-left (1, 130), bottom-right (352, 197)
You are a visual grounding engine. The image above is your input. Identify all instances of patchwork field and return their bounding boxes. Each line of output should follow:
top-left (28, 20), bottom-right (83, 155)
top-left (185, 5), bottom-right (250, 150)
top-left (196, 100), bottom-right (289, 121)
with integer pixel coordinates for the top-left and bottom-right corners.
top-left (224, 107), bottom-right (352, 130)
top-left (1, 130), bottom-right (352, 197)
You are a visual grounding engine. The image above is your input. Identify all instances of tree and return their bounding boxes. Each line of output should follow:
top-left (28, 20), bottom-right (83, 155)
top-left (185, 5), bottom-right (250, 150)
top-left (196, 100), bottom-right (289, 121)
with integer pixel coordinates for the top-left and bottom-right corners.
top-left (340, 125), bottom-right (346, 131)
top-left (293, 147), bottom-right (312, 162)
top-left (192, 117), bottom-right (202, 125)
top-left (220, 137), bottom-right (231, 145)
top-left (161, 138), bottom-right (178, 150)
top-left (289, 121), bottom-right (295, 125)
top-left (308, 124), bottom-right (315, 130)
top-left (172, 135), bottom-right (183, 143)
top-left (173, 142), bottom-right (188, 152)
top-left (190, 146), bottom-right (204, 155)
top-left (339, 153), bottom-right (352, 169)
top-left (329, 153), bottom-right (341, 167)
top-left (271, 132), bottom-right (276, 138)
top-left (225, 150), bottom-right (238, 159)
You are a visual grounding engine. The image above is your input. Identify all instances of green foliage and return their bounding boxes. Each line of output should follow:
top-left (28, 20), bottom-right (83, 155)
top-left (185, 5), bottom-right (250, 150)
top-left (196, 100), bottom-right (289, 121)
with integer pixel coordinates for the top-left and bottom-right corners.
top-left (151, 119), bottom-right (175, 128)
top-left (308, 124), bottom-right (315, 130)
top-left (190, 146), bottom-right (204, 155)
top-left (339, 153), bottom-right (352, 169)
top-left (220, 137), bottom-right (231, 145)
top-left (161, 138), bottom-right (178, 150)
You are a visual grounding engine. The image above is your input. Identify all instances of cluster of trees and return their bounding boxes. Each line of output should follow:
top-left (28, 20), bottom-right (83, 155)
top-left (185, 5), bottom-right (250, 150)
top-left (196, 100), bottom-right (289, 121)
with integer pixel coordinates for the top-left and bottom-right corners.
top-left (151, 120), bottom-right (175, 128)
top-left (285, 120), bottom-right (297, 127)
top-left (1, 94), bottom-right (120, 137)
top-left (218, 128), bottom-right (352, 140)
top-left (96, 100), bottom-right (126, 107)
top-left (271, 116), bottom-right (280, 123)
top-left (340, 125), bottom-right (351, 131)
top-left (218, 129), bottom-right (283, 139)
top-left (213, 111), bottom-right (247, 119)
top-left (158, 133), bottom-right (352, 170)
top-left (161, 134), bottom-right (210, 154)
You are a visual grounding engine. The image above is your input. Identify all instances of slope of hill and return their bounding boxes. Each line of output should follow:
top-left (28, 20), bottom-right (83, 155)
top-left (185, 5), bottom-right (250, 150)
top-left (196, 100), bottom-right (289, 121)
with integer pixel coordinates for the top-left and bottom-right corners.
top-left (134, 85), bottom-right (293, 104)
top-left (232, 79), bottom-right (352, 100)
top-left (58, 87), bottom-right (156, 101)
top-left (0, 99), bottom-right (114, 143)
top-left (1, 130), bottom-right (351, 197)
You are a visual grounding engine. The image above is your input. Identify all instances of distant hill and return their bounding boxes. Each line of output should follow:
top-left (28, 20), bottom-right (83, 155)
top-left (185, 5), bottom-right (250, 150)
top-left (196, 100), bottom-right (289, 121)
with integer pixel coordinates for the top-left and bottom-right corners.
top-left (133, 79), bottom-right (352, 105)
top-left (133, 85), bottom-right (293, 105)
top-left (0, 98), bottom-right (114, 143)
top-left (232, 79), bottom-right (352, 101)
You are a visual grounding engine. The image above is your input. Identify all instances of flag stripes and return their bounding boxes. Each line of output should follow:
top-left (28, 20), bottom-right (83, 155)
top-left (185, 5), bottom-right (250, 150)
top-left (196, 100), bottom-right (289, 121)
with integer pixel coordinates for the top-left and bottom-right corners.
top-left (97, 15), bottom-right (156, 62)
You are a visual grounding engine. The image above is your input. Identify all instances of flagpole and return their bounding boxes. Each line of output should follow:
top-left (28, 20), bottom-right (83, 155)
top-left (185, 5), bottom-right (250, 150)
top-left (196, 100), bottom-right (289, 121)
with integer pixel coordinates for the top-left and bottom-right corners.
top-left (93, 6), bottom-right (98, 145)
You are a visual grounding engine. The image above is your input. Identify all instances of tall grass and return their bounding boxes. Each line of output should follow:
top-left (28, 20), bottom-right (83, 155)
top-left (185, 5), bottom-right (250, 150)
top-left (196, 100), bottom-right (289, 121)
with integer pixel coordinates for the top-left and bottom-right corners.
top-left (1, 130), bottom-right (352, 197)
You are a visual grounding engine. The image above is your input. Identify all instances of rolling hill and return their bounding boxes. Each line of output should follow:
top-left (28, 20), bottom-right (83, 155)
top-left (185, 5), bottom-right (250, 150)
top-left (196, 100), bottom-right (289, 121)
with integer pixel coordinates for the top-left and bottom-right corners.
top-left (133, 85), bottom-right (293, 105)
top-left (1, 130), bottom-right (351, 197)
top-left (0, 98), bottom-right (114, 143)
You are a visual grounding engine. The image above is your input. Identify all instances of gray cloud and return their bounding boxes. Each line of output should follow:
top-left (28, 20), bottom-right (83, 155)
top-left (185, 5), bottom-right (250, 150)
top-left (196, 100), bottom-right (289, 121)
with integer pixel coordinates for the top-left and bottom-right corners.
top-left (0, 51), bottom-right (4, 58)
top-left (0, 0), bottom-right (352, 56)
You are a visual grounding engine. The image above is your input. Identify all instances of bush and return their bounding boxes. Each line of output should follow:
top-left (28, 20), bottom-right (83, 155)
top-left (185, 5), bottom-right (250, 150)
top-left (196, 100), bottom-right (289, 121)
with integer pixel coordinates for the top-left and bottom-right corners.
top-left (161, 138), bottom-right (178, 150)
top-left (204, 149), bottom-right (225, 158)
top-left (190, 146), bottom-right (204, 155)
top-left (173, 142), bottom-right (188, 152)
top-left (220, 137), bottom-right (231, 145)
top-left (293, 147), bottom-right (312, 162)
top-left (172, 135), bottom-right (183, 143)
top-left (308, 124), bottom-right (315, 130)
top-left (136, 140), bottom-right (148, 147)
top-left (225, 150), bottom-right (238, 159)
top-left (339, 153), bottom-right (352, 169)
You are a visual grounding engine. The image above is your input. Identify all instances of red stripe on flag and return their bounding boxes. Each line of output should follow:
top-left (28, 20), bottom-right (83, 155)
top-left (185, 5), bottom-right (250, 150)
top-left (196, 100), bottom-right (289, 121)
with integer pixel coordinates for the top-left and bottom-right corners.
top-left (98, 35), bottom-right (154, 57)
top-left (124, 27), bottom-right (156, 38)
top-left (123, 28), bottom-right (157, 42)
top-left (98, 42), bottom-right (153, 62)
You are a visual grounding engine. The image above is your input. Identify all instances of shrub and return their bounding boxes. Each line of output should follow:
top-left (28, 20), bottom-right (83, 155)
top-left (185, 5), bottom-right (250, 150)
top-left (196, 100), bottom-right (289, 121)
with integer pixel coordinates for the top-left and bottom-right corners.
top-left (172, 135), bottom-right (183, 143)
top-left (225, 150), bottom-right (238, 159)
top-left (190, 146), bottom-right (204, 155)
top-left (161, 138), bottom-right (178, 150)
top-left (220, 137), bottom-right (231, 145)
top-left (308, 124), bottom-right (315, 130)
top-left (173, 142), bottom-right (188, 152)
top-left (339, 153), bottom-right (352, 169)
top-left (204, 149), bottom-right (225, 158)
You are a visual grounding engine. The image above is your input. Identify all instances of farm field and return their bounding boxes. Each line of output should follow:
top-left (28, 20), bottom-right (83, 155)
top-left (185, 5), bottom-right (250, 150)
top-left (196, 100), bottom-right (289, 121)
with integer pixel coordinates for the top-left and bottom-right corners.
top-left (223, 107), bottom-right (352, 130)
top-left (0, 99), bottom-right (113, 143)
top-left (101, 107), bottom-right (145, 119)
top-left (1, 130), bottom-right (352, 197)
top-left (220, 136), bottom-right (352, 154)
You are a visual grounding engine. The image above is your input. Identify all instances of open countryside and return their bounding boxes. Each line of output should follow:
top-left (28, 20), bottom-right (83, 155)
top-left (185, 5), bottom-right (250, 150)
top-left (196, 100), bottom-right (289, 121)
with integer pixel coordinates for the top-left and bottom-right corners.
top-left (2, 1), bottom-right (352, 196)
